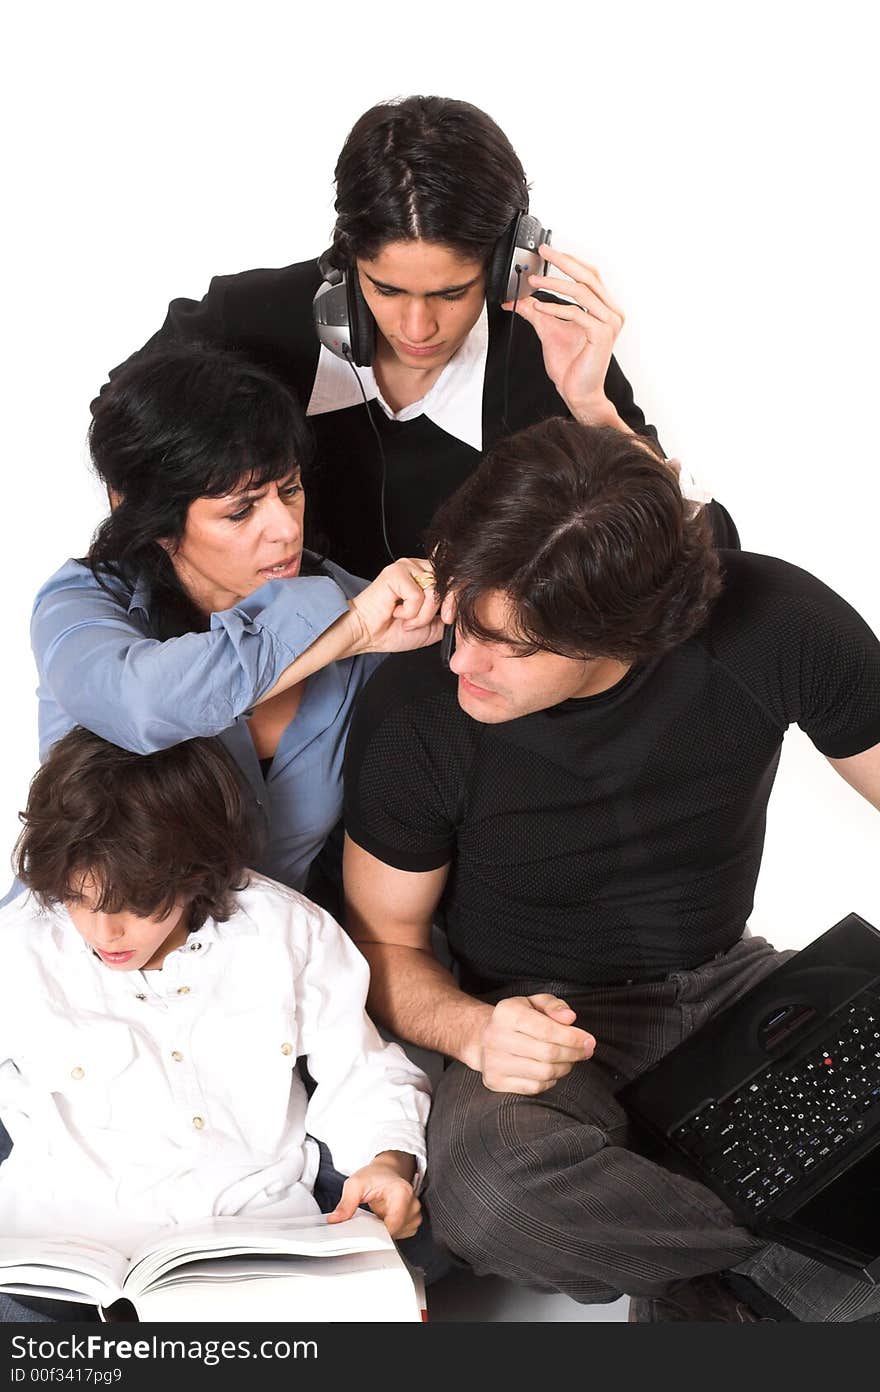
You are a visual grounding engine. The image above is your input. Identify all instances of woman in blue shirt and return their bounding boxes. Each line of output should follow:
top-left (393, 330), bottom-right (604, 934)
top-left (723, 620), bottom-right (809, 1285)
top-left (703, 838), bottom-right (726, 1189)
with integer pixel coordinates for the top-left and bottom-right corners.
top-left (31, 343), bottom-right (441, 896)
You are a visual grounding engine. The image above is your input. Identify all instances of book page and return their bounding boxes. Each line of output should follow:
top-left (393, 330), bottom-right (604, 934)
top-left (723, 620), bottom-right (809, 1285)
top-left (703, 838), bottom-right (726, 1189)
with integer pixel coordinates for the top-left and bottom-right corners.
top-left (125, 1211), bottom-right (394, 1295)
top-left (130, 1251), bottom-right (423, 1322)
top-left (0, 1235), bottom-right (127, 1304)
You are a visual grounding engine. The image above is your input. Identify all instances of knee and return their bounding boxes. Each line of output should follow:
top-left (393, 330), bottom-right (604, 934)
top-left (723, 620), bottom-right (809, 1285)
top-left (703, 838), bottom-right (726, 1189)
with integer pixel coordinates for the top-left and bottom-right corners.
top-left (429, 1077), bottom-right (609, 1200)
top-left (424, 1072), bottom-right (609, 1272)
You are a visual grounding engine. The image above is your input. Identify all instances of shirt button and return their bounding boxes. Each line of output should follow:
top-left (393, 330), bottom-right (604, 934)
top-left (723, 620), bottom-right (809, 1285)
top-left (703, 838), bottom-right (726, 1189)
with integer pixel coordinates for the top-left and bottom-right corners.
top-left (134, 993), bottom-right (147, 1002)
top-left (70, 1066), bottom-right (85, 1080)
top-left (177, 986), bottom-right (191, 995)
top-left (171, 1050), bottom-right (183, 1062)
top-left (192, 1116), bottom-right (205, 1130)
top-left (189, 942), bottom-right (202, 951)
top-left (281, 1043), bottom-right (293, 1056)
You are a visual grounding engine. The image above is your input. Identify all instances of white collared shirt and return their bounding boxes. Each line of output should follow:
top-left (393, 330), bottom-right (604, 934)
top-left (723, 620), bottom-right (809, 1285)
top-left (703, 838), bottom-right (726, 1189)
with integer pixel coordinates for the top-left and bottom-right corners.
top-left (307, 305), bottom-right (489, 452)
top-left (0, 875), bottom-right (429, 1254)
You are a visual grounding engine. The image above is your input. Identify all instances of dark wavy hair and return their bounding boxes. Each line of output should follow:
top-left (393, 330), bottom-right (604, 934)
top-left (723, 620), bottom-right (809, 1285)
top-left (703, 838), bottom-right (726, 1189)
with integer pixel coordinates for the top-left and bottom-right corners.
top-left (331, 95), bottom-right (529, 267)
top-left (427, 417), bottom-right (722, 662)
top-left (15, 729), bottom-right (257, 930)
top-left (88, 343), bottom-right (314, 637)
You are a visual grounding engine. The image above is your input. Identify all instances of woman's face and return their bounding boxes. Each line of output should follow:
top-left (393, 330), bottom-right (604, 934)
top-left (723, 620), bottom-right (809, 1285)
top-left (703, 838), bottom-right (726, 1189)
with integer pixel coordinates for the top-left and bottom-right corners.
top-left (356, 239), bottom-right (486, 371)
top-left (168, 468), bottom-right (306, 613)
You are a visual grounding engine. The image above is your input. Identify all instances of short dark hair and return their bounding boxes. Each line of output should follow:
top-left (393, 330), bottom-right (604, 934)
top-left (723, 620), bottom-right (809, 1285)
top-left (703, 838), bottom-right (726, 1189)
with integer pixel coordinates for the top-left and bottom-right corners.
top-left (88, 343), bottom-right (313, 636)
top-left (331, 95), bottom-right (529, 267)
top-left (427, 418), bottom-right (721, 662)
top-left (15, 729), bottom-right (257, 930)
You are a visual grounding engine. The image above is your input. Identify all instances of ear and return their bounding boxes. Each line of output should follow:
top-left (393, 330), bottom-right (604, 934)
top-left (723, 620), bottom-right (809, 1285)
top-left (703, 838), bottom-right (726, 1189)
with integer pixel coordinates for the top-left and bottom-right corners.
top-left (439, 592), bottom-right (458, 626)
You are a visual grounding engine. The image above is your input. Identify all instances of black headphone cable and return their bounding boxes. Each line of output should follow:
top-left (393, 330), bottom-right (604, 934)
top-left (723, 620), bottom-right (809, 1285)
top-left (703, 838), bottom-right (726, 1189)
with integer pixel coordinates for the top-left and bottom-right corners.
top-left (341, 345), bottom-right (396, 565)
top-left (344, 259), bottom-right (524, 563)
top-left (501, 263), bottom-right (524, 436)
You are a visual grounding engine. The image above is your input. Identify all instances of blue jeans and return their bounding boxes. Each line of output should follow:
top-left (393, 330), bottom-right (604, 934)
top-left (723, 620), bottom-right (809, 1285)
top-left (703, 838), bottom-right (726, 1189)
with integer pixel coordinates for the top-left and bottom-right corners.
top-left (0, 1293), bottom-right (98, 1323)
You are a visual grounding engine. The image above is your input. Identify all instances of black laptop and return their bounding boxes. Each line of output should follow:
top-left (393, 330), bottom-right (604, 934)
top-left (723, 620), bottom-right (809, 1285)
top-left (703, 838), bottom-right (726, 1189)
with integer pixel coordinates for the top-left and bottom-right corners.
top-left (618, 912), bottom-right (880, 1281)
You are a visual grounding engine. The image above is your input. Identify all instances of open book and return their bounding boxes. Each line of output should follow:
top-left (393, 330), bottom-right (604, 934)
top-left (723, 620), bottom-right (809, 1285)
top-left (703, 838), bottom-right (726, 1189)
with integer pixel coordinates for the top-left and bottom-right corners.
top-left (0, 1211), bottom-right (426, 1322)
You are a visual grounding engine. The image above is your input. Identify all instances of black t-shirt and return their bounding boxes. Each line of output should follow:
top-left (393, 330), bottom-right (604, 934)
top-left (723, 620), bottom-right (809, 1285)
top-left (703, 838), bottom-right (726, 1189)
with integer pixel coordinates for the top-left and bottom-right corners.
top-left (344, 552), bottom-right (880, 992)
top-left (104, 259), bottom-right (731, 579)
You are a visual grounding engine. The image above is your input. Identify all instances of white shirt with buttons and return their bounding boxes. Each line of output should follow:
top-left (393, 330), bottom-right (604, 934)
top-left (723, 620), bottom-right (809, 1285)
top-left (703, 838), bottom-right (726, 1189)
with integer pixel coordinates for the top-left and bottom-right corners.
top-left (0, 874), bottom-right (429, 1254)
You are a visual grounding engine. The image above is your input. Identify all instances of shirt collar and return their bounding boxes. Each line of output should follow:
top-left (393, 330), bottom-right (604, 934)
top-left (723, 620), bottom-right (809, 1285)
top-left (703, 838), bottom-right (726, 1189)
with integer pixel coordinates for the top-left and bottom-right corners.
top-left (125, 553), bottom-right (329, 623)
top-left (306, 304), bottom-right (488, 452)
top-left (128, 573), bottom-right (152, 618)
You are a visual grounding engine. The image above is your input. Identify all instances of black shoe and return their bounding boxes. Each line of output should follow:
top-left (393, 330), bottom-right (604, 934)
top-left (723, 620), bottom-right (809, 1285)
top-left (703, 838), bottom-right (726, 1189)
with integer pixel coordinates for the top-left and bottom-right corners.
top-left (628, 1271), bottom-right (786, 1322)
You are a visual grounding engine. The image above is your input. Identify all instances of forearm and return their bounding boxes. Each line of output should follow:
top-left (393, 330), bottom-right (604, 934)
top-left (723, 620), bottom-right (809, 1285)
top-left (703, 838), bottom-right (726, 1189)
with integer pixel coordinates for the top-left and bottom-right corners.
top-left (828, 743), bottom-right (880, 811)
top-left (258, 606), bottom-right (360, 701)
top-left (569, 393), bottom-right (634, 434)
top-left (370, 1150), bottom-right (416, 1182)
top-left (264, 557), bottom-right (440, 700)
top-left (356, 941), bottom-right (492, 1070)
top-left (32, 563), bottom-right (352, 750)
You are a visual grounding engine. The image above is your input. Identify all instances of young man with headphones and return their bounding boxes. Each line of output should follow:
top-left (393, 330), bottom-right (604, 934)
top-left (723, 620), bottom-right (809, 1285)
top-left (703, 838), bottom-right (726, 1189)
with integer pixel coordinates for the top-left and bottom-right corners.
top-left (100, 95), bottom-right (738, 582)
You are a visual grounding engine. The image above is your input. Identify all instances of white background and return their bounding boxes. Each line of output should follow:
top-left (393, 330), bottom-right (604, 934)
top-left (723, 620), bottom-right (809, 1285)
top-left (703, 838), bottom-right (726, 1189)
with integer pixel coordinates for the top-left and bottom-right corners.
top-left (3, 1), bottom-right (877, 946)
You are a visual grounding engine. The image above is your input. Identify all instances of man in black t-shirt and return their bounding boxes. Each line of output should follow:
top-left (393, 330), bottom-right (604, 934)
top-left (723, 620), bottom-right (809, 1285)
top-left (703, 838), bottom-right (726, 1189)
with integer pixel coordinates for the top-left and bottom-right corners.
top-left (342, 418), bottom-right (880, 1322)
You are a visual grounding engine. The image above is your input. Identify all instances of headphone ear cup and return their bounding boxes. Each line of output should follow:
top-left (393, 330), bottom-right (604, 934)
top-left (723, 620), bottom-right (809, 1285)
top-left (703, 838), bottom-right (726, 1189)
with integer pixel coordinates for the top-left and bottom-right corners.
top-left (485, 215), bottom-right (521, 306)
top-left (346, 267), bottom-right (376, 367)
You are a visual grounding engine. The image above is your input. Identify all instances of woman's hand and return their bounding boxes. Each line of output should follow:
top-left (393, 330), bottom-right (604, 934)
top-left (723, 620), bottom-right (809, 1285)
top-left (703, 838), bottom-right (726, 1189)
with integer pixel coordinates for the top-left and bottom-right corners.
top-left (254, 560), bottom-right (440, 703)
top-left (503, 244), bottom-right (628, 429)
top-left (346, 559), bottom-right (442, 655)
top-left (325, 1152), bottom-right (422, 1240)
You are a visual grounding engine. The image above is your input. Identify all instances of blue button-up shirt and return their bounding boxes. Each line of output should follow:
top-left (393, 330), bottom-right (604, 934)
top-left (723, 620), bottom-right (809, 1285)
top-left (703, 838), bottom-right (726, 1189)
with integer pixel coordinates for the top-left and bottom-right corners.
top-left (29, 555), bottom-right (383, 892)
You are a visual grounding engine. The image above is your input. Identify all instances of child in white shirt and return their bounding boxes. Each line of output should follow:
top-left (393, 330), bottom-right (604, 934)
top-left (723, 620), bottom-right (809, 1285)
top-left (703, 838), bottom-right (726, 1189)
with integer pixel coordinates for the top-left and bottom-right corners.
top-left (0, 728), bottom-right (431, 1321)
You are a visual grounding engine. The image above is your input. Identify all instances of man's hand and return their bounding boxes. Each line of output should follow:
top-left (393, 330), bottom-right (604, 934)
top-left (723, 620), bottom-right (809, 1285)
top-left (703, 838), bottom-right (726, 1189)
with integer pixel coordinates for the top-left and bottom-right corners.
top-left (503, 245), bottom-right (627, 428)
top-left (346, 558), bottom-right (442, 655)
top-left (470, 993), bottom-right (596, 1094)
top-left (326, 1152), bottom-right (421, 1239)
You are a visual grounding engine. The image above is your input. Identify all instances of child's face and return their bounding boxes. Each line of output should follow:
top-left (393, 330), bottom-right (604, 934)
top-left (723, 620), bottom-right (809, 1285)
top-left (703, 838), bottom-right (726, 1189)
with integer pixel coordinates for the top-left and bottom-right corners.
top-left (65, 880), bottom-right (191, 971)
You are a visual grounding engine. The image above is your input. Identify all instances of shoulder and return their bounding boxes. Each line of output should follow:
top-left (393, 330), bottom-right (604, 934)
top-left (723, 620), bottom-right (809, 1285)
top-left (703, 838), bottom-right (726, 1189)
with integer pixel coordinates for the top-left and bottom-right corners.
top-left (344, 651), bottom-right (471, 866)
top-left (350, 646), bottom-right (463, 735)
top-left (31, 560), bottom-right (136, 648)
top-left (0, 891), bottom-right (39, 936)
top-left (201, 257), bottom-right (324, 397)
top-left (215, 257), bottom-right (323, 320)
top-left (223, 871), bottom-right (358, 967)
top-left (703, 551), bottom-right (880, 754)
top-left (33, 557), bottom-right (126, 605)
top-left (227, 871), bottom-right (336, 943)
top-left (228, 869), bottom-right (320, 921)
top-left (710, 550), bottom-right (870, 634)
top-left (32, 558), bottom-right (136, 615)
top-left (0, 895), bottom-right (65, 972)
top-left (344, 648), bottom-right (477, 806)
top-left (307, 553), bottom-right (368, 600)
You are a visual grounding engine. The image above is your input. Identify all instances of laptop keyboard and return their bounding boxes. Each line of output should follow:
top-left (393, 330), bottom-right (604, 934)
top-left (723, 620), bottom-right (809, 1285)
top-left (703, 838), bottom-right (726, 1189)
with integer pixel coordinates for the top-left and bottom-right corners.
top-left (671, 985), bottom-right (880, 1215)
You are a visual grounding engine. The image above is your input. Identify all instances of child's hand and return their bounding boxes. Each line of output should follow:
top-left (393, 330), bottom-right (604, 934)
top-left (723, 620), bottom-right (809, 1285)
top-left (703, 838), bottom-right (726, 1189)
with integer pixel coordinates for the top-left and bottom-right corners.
top-left (325, 1152), bottom-right (421, 1239)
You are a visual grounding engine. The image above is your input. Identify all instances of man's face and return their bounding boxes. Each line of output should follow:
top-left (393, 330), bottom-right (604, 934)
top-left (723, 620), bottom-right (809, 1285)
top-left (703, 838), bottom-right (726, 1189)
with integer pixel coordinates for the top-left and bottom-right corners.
top-left (445, 590), bottom-right (629, 724)
top-left (357, 239), bottom-right (486, 373)
top-left (65, 876), bottom-right (191, 971)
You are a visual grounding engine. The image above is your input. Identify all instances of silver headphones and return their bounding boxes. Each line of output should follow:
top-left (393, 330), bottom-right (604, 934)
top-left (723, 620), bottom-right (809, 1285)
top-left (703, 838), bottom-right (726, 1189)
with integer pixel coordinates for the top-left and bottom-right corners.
top-left (312, 213), bottom-right (551, 366)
